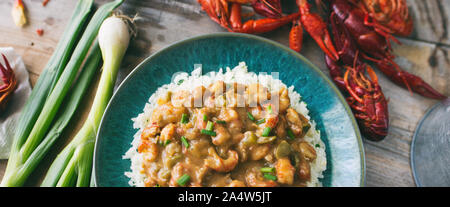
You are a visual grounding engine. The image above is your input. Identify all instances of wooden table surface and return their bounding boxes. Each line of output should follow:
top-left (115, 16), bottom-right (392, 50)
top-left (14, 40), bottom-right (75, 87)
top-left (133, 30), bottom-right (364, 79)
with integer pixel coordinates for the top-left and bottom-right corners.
top-left (0, 0), bottom-right (449, 187)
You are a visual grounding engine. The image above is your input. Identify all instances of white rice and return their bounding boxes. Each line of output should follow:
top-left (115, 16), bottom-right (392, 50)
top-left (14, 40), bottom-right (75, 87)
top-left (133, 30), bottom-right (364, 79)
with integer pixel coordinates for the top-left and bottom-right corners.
top-left (123, 62), bottom-right (327, 187)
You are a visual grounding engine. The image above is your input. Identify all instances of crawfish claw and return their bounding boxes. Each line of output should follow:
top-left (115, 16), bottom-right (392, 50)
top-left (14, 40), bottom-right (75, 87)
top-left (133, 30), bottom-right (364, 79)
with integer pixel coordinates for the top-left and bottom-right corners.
top-left (297, 0), bottom-right (339, 61)
top-left (198, 0), bottom-right (230, 30)
top-left (375, 61), bottom-right (447, 100)
top-left (402, 72), bottom-right (447, 100)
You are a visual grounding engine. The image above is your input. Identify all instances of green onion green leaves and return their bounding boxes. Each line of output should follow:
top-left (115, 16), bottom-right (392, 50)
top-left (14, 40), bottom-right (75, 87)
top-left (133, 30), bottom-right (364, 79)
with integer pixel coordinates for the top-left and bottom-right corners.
top-left (247, 112), bottom-right (255, 121)
top-left (260, 167), bottom-right (275, 173)
top-left (177, 174), bottom-right (191, 186)
top-left (181, 136), bottom-right (189, 148)
top-left (263, 173), bottom-right (277, 181)
top-left (201, 129), bottom-right (216, 137)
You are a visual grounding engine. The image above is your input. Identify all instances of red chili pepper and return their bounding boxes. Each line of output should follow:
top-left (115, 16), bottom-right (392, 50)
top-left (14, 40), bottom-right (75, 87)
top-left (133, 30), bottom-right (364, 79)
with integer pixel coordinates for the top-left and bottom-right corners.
top-left (36, 29), bottom-right (44, 36)
top-left (42, 0), bottom-right (50, 6)
top-left (16, 0), bottom-right (24, 7)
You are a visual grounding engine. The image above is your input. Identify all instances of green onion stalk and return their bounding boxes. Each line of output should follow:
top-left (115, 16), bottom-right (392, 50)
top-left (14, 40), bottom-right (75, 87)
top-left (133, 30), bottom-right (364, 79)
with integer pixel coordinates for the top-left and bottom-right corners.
top-left (1, 0), bottom-right (93, 186)
top-left (41, 14), bottom-right (131, 187)
top-left (1, 43), bottom-right (102, 187)
top-left (0, 0), bottom-right (123, 187)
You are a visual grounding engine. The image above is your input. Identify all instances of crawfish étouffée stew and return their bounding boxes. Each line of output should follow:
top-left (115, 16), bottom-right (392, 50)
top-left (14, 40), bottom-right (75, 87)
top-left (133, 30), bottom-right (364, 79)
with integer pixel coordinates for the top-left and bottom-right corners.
top-left (137, 81), bottom-right (318, 187)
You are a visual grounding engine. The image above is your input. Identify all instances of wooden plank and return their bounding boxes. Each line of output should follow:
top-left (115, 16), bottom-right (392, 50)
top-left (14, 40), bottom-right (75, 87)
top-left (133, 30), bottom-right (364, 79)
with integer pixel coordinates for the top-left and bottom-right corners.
top-left (0, 0), bottom-right (79, 85)
top-left (408, 0), bottom-right (450, 45)
top-left (0, 0), bottom-right (449, 187)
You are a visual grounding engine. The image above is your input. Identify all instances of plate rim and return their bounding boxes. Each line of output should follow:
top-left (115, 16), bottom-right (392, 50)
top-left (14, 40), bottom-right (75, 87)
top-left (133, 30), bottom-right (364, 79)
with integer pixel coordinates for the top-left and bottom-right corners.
top-left (93, 32), bottom-right (366, 187)
top-left (410, 98), bottom-right (450, 187)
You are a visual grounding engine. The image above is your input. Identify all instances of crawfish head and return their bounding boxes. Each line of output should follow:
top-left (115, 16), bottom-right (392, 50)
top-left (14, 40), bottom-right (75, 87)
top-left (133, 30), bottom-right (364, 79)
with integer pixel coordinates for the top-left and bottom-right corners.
top-left (356, 0), bottom-right (413, 36)
top-left (344, 65), bottom-right (389, 141)
top-left (0, 54), bottom-right (17, 111)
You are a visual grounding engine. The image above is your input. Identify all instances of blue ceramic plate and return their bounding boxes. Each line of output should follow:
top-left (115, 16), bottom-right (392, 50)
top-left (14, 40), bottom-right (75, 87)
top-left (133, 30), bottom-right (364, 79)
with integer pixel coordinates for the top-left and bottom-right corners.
top-left (94, 33), bottom-right (365, 187)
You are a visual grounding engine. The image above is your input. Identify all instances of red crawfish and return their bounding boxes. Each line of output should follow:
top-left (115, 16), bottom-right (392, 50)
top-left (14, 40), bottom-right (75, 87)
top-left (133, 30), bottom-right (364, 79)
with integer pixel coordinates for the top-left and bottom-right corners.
top-left (326, 59), bottom-right (389, 141)
top-left (197, 0), bottom-right (300, 34)
top-left (197, 0), bottom-right (340, 61)
top-left (325, 11), bottom-right (389, 141)
top-left (329, 0), bottom-right (446, 100)
top-left (251, 0), bottom-right (341, 61)
top-left (0, 54), bottom-right (17, 111)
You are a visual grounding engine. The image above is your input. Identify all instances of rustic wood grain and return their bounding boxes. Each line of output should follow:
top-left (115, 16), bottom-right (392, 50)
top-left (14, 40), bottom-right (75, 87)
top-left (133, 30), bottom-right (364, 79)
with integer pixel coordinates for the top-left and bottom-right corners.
top-left (408, 0), bottom-right (450, 46)
top-left (0, 0), bottom-right (449, 187)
